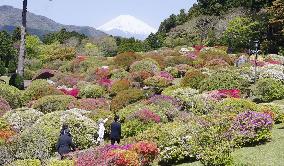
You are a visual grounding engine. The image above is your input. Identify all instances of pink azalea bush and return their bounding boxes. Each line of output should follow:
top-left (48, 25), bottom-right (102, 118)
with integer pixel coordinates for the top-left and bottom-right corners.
top-left (133, 109), bottom-right (161, 123)
top-left (70, 98), bottom-right (109, 111)
top-left (59, 88), bottom-right (80, 97)
top-left (230, 111), bottom-right (274, 145)
top-left (98, 78), bottom-right (113, 88)
top-left (157, 71), bottom-right (174, 81)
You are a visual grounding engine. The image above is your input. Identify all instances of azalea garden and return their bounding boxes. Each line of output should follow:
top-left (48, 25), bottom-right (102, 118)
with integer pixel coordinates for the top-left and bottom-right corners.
top-left (0, 42), bottom-right (284, 166)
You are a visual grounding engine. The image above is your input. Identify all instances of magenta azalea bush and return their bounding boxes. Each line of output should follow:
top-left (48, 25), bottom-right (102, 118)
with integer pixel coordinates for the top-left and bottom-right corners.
top-left (133, 109), bottom-right (161, 123)
top-left (230, 111), bottom-right (274, 145)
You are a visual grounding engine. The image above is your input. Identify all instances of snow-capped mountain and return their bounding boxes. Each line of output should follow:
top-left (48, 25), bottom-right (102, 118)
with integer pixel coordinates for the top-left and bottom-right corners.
top-left (98, 15), bottom-right (157, 40)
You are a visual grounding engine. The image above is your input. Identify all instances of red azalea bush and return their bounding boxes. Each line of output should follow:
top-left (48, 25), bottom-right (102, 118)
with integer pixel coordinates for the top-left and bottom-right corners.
top-left (59, 88), bottom-right (80, 97)
top-left (114, 52), bottom-right (141, 70)
top-left (75, 142), bottom-right (158, 166)
top-left (98, 78), bottom-right (113, 88)
top-left (218, 89), bottom-right (241, 98)
top-left (265, 58), bottom-right (282, 65)
top-left (0, 98), bottom-right (11, 116)
top-left (133, 109), bottom-right (161, 123)
top-left (95, 67), bottom-right (110, 81)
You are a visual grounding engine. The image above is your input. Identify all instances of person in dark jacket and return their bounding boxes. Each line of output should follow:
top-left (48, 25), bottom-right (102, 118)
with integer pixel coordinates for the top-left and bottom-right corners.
top-left (56, 124), bottom-right (76, 159)
top-left (110, 115), bottom-right (121, 145)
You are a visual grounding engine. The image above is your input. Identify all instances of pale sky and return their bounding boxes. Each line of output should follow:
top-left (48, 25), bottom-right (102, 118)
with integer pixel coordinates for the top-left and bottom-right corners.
top-left (0, 0), bottom-right (197, 29)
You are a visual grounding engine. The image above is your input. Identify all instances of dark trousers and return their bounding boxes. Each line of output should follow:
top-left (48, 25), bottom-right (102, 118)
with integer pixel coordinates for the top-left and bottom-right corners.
top-left (111, 138), bottom-right (120, 145)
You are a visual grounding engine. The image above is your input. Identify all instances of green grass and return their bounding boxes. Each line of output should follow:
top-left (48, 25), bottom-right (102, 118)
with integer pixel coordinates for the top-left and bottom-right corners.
top-left (176, 123), bottom-right (284, 166)
top-left (231, 123), bottom-right (284, 166)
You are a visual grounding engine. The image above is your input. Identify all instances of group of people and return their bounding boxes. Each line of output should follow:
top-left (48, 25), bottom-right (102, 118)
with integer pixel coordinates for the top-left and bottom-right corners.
top-left (56, 115), bottom-right (121, 159)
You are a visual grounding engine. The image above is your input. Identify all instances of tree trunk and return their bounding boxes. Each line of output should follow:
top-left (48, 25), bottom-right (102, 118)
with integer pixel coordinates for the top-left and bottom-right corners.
top-left (17, 0), bottom-right (27, 77)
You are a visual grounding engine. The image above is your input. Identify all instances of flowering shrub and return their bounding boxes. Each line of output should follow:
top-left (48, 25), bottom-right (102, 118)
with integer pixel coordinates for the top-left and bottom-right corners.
top-left (217, 89), bottom-right (241, 98)
top-left (32, 95), bottom-right (76, 113)
top-left (0, 98), bottom-right (11, 117)
top-left (144, 76), bottom-right (172, 88)
top-left (52, 73), bottom-right (83, 88)
top-left (157, 71), bottom-right (174, 81)
top-left (71, 98), bottom-right (110, 111)
top-left (130, 58), bottom-right (160, 74)
top-left (110, 79), bottom-right (130, 95)
top-left (97, 78), bottom-right (113, 88)
top-left (24, 79), bottom-right (63, 102)
top-left (184, 94), bottom-right (218, 115)
top-left (253, 78), bottom-right (284, 102)
top-left (192, 114), bottom-right (235, 166)
top-left (198, 49), bottom-right (233, 65)
top-left (114, 52), bottom-right (141, 70)
top-left (0, 83), bottom-right (23, 108)
top-left (259, 103), bottom-right (284, 124)
top-left (129, 71), bottom-right (154, 83)
top-left (132, 109), bottom-right (161, 123)
top-left (59, 87), bottom-right (79, 97)
top-left (230, 111), bottom-right (274, 145)
top-left (10, 159), bottom-right (41, 166)
top-left (204, 58), bottom-right (230, 68)
top-left (78, 84), bottom-right (106, 98)
top-left (94, 67), bottom-right (110, 80)
top-left (165, 67), bottom-right (179, 78)
top-left (3, 108), bottom-right (44, 132)
top-left (111, 69), bottom-right (129, 80)
top-left (14, 110), bottom-right (97, 160)
top-left (147, 95), bottom-right (181, 110)
top-left (217, 98), bottom-right (259, 114)
top-left (258, 64), bottom-right (284, 82)
top-left (76, 142), bottom-right (158, 166)
top-left (181, 70), bottom-right (207, 89)
top-left (111, 89), bottom-right (144, 111)
top-left (162, 87), bottom-right (199, 103)
top-left (165, 56), bottom-right (193, 67)
top-left (46, 159), bottom-right (74, 166)
top-left (200, 70), bottom-right (249, 92)
top-left (136, 121), bottom-right (195, 164)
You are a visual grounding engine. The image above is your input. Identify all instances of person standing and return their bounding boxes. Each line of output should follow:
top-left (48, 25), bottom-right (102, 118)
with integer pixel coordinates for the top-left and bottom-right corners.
top-left (96, 118), bottom-right (109, 145)
top-left (56, 124), bottom-right (76, 160)
top-left (110, 115), bottom-right (121, 145)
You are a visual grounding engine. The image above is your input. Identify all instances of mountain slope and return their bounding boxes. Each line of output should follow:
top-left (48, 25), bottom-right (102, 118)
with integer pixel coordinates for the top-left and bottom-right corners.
top-left (98, 15), bottom-right (157, 40)
top-left (0, 5), bottom-right (106, 38)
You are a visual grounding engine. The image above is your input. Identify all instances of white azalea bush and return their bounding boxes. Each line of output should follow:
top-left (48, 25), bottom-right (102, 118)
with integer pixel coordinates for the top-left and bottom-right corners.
top-left (12, 109), bottom-right (97, 160)
top-left (162, 86), bottom-right (199, 103)
top-left (3, 108), bottom-right (44, 132)
top-left (258, 64), bottom-right (284, 82)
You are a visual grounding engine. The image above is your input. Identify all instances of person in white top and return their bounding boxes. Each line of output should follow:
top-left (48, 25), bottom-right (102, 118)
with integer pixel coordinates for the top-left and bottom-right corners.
top-left (96, 118), bottom-right (108, 145)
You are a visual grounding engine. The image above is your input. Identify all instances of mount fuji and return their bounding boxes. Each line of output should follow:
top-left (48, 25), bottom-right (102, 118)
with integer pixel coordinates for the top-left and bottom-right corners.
top-left (98, 15), bottom-right (157, 40)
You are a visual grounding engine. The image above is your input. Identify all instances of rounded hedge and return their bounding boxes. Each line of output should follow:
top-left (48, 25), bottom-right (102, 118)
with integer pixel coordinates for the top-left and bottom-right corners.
top-left (3, 108), bottom-right (44, 132)
top-left (130, 58), bottom-right (160, 74)
top-left (0, 83), bottom-right (23, 109)
top-left (13, 110), bottom-right (97, 160)
top-left (111, 89), bottom-right (145, 111)
top-left (78, 84), bottom-right (105, 99)
top-left (23, 79), bottom-right (63, 102)
top-left (253, 78), bottom-right (284, 102)
top-left (199, 70), bottom-right (249, 92)
top-left (32, 95), bottom-right (76, 113)
top-left (181, 70), bottom-right (207, 89)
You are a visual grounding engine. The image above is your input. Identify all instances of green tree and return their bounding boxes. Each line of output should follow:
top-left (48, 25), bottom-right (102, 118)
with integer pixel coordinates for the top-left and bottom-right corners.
top-left (222, 17), bottom-right (261, 52)
top-left (144, 33), bottom-right (162, 50)
top-left (0, 31), bottom-right (17, 68)
top-left (12, 27), bottom-right (22, 42)
top-left (26, 35), bottom-right (42, 58)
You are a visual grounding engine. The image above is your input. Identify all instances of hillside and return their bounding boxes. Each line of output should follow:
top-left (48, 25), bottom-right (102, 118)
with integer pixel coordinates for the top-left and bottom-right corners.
top-left (0, 5), bottom-right (106, 38)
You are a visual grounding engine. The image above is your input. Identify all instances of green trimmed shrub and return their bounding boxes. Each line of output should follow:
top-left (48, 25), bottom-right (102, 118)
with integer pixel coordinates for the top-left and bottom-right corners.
top-left (113, 52), bottom-right (141, 70)
top-left (110, 68), bottom-right (129, 79)
top-left (13, 110), bottom-right (97, 160)
top-left (144, 76), bottom-right (171, 88)
top-left (78, 84), bottom-right (106, 98)
top-left (23, 69), bottom-right (36, 80)
top-left (32, 95), bottom-right (76, 113)
top-left (253, 78), bottom-right (284, 102)
top-left (110, 79), bottom-right (130, 95)
top-left (24, 79), bottom-right (63, 102)
top-left (46, 159), bottom-right (74, 166)
top-left (0, 62), bottom-right (7, 76)
top-left (0, 83), bottom-right (23, 108)
top-left (10, 159), bottom-right (41, 166)
top-left (181, 70), bottom-right (207, 89)
top-left (217, 98), bottom-right (259, 114)
top-left (136, 121), bottom-right (195, 165)
top-left (111, 89), bottom-right (144, 111)
top-left (200, 70), bottom-right (249, 92)
top-left (165, 67), bottom-right (179, 78)
top-left (130, 58), bottom-right (160, 74)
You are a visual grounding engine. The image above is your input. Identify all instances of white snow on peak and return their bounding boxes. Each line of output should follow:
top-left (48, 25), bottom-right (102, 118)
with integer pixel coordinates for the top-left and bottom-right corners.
top-left (98, 15), bottom-right (157, 36)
